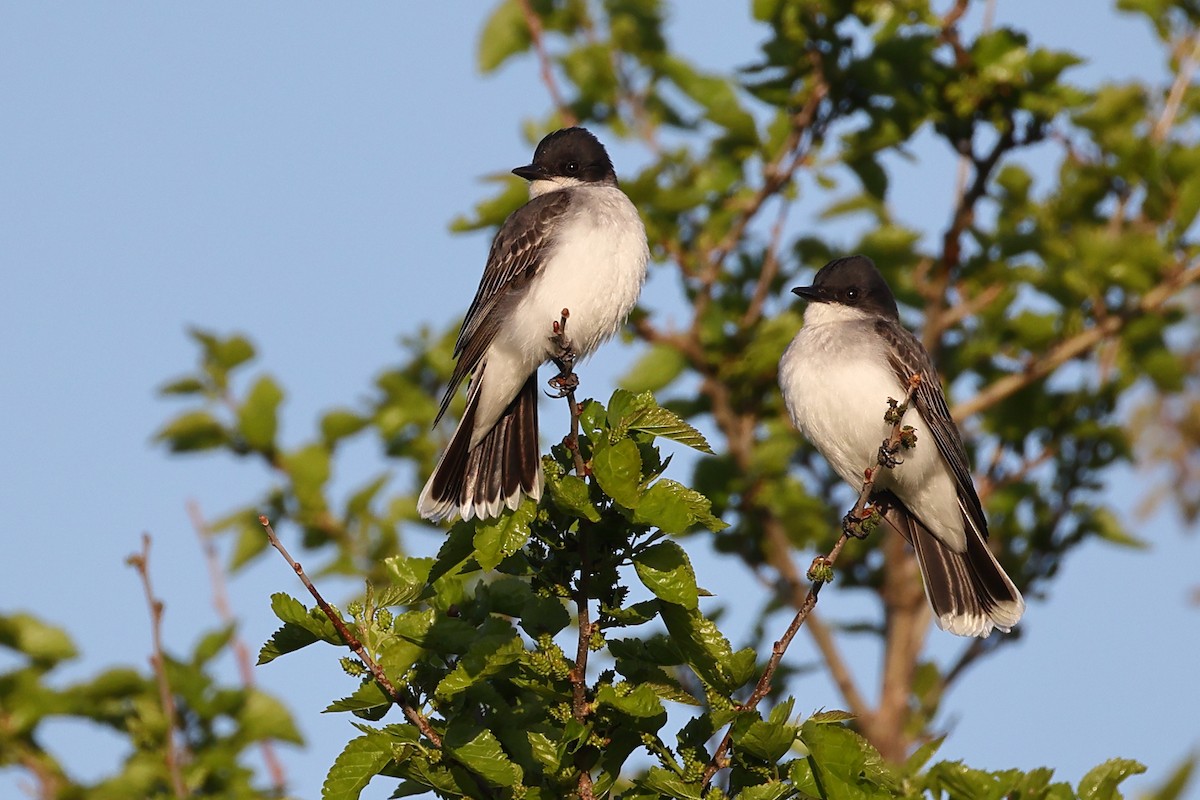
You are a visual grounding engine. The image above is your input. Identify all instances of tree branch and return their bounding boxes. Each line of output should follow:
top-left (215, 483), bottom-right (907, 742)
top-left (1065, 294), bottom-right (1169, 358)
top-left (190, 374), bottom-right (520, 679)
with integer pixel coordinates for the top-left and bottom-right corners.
top-left (516, 0), bottom-right (578, 127)
top-left (702, 375), bottom-right (922, 787)
top-left (126, 534), bottom-right (188, 799)
top-left (258, 516), bottom-right (443, 748)
top-left (188, 501), bottom-right (288, 793)
top-left (952, 258), bottom-right (1200, 421)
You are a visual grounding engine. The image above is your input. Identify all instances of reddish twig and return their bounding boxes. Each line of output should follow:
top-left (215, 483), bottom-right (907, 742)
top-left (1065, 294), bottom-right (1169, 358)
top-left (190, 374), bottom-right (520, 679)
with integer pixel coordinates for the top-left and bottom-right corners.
top-left (126, 534), bottom-right (188, 799)
top-left (258, 515), bottom-right (443, 748)
top-left (515, 0), bottom-right (578, 127)
top-left (701, 375), bottom-right (921, 787)
top-left (187, 501), bottom-right (288, 792)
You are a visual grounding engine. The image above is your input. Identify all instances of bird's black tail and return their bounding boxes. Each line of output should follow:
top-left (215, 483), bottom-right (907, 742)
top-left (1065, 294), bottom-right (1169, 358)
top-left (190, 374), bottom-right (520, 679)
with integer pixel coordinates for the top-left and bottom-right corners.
top-left (882, 499), bottom-right (1024, 638)
top-left (417, 372), bottom-right (543, 523)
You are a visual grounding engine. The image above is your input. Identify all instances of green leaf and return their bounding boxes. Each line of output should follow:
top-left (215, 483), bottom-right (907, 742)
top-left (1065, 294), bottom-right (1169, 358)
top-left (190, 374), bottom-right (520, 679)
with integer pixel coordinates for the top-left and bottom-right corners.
top-left (547, 473), bottom-right (601, 522)
top-left (322, 730), bottom-right (393, 800)
top-left (382, 556), bottom-right (434, 605)
top-left (799, 719), bottom-right (899, 799)
top-left (661, 56), bottom-right (756, 140)
top-left (477, 0), bottom-right (531, 73)
top-left (154, 410), bottom-right (228, 452)
top-left (321, 408), bottom-right (369, 443)
top-left (239, 689), bottom-right (304, 744)
top-left (639, 766), bottom-right (702, 800)
top-left (444, 722), bottom-right (522, 788)
top-left (620, 344), bottom-right (688, 393)
top-left (325, 680), bottom-right (391, 716)
top-left (191, 624), bottom-right (235, 666)
top-left (658, 603), bottom-right (738, 692)
top-left (596, 683), bottom-right (666, 720)
top-left (592, 437), bottom-right (643, 508)
top-left (1077, 758), bottom-right (1146, 799)
top-left (608, 390), bottom-right (713, 453)
top-left (435, 630), bottom-right (524, 699)
top-left (634, 478), bottom-right (727, 533)
top-left (0, 613), bottom-right (77, 664)
top-left (237, 375), bottom-right (283, 450)
top-left (633, 541), bottom-right (699, 609)
top-left (158, 375), bottom-right (205, 396)
top-left (473, 498), bottom-right (535, 571)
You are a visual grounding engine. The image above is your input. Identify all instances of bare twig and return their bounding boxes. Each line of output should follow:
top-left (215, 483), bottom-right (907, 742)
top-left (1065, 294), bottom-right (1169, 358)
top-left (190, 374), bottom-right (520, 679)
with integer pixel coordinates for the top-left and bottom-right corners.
top-left (187, 502), bottom-right (288, 792)
top-left (701, 375), bottom-right (922, 787)
top-left (1151, 28), bottom-right (1200, 144)
top-left (258, 516), bottom-right (443, 748)
top-left (516, 0), bottom-right (578, 127)
top-left (550, 308), bottom-right (588, 477)
top-left (548, 308), bottom-right (596, 799)
top-left (126, 534), bottom-right (188, 799)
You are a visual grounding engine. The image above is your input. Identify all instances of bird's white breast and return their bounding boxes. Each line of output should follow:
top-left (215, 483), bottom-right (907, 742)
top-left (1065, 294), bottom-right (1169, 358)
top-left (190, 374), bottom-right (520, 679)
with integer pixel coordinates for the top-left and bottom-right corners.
top-left (779, 304), bottom-right (965, 549)
top-left (506, 184), bottom-right (648, 363)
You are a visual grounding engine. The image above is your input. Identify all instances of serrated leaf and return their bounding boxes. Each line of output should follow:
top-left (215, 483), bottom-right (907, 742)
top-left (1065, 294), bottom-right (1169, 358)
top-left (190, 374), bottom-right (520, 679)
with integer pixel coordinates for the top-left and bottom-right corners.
top-left (428, 522), bottom-right (476, 584)
top-left (658, 603), bottom-right (737, 692)
top-left (435, 631), bottom-right (524, 699)
top-left (634, 478), bottom-right (727, 533)
top-left (592, 437), bottom-right (643, 508)
top-left (639, 766), bottom-right (702, 800)
top-left (322, 731), bottom-right (393, 800)
top-left (326, 680), bottom-right (391, 715)
top-left (444, 722), bottom-right (522, 787)
top-left (608, 390), bottom-right (713, 453)
top-left (547, 472), bottom-right (601, 521)
top-left (633, 541), bottom-right (699, 609)
top-left (739, 716), bottom-right (799, 763)
top-left (799, 719), bottom-right (899, 799)
top-left (382, 556), bottom-right (434, 606)
top-left (596, 683), bottom-right (666, 720)
top-left (473, 499), bottom-right (535, 570)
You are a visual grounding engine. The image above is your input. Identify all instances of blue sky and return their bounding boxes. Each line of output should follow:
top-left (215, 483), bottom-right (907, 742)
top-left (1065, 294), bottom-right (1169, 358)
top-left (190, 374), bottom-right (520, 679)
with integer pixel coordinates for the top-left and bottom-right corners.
top-left (1, 3), bottom-right (1197, 799)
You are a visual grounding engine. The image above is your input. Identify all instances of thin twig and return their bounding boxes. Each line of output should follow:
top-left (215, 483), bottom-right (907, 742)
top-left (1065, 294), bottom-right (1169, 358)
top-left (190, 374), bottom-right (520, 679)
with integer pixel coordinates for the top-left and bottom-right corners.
top-left (701, 375), bottom-right (922, 787)
top-left (187, 502), bottom-right (288, 792)
top-left (258, 516), bottom-right (443, 748)
top-left (548, 308), bottom-right (595, 799)
top-left (516, 0), bottom-right (578, 127)
top-left (126, 534), bottom-right (188, 799)
top-left (1151, 28), bottom-right (1200, 144)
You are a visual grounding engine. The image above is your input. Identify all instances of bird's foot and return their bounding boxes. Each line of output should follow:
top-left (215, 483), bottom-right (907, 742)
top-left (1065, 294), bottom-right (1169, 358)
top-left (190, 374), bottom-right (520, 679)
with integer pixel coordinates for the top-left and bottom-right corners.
top-left (547, 308), bottom-right (579, 398)
top-left (841, 505), bottom-right (882, 539)
top-left (877, 439), bottom-right (903, 469)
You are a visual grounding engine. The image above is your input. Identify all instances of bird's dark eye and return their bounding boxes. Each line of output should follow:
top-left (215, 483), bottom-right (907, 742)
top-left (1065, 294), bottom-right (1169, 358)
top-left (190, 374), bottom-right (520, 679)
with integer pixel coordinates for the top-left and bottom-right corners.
top-left (845, 287), bottom-right (860, 302)
top-left (565, 161), bottom-right (579, 174)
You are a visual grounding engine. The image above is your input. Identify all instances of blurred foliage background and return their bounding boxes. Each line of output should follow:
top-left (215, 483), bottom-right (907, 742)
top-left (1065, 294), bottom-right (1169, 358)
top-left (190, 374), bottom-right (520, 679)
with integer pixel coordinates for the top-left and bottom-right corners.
top-left (3, 0), bottom-right (1198, 797)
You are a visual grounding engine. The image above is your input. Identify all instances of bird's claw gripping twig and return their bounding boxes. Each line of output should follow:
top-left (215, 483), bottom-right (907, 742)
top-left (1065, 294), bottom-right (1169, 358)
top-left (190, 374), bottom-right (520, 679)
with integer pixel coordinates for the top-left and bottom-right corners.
top-left (877, 438), bottom-right (903, 469)
top-left (547, 308), bottom-right (579, 399)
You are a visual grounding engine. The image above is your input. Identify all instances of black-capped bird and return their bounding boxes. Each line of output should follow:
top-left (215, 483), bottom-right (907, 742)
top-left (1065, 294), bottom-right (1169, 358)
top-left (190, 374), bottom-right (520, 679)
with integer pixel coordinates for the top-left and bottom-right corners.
top-left (779, 255), bottom-right (1024, 637)
top-left (419, 128), bottom-right (649, 523)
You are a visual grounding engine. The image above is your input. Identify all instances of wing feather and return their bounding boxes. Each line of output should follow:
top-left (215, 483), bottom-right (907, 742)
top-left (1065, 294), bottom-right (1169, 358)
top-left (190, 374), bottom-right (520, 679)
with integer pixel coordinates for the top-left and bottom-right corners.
top-left (434, 190), bottom-right (572, 423)
top-left (875, 318), bottom-right (989, 539)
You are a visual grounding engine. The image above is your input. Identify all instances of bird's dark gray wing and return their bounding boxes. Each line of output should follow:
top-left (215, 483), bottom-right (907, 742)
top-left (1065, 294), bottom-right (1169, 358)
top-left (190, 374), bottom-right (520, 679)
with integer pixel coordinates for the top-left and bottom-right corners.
top-left (874, 318), bottom-right (989, 537)
top-left (435, 190), bottom-right (572, 424)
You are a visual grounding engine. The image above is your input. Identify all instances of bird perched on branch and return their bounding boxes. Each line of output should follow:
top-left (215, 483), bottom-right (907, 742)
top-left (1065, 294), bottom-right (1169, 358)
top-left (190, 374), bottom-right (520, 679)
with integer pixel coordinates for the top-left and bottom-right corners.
top-left (419, 127), bottom-right (648, 523)
top-left (779, 255), bottom-right (1024, 637)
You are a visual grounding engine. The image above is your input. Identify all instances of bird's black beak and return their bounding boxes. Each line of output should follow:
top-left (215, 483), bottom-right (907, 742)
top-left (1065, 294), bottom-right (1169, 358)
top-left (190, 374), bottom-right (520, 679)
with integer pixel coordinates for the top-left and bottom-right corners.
top-left (791, 285), bottom-right (829, 302)
top-left (512, 164), bottom-right (546, 181)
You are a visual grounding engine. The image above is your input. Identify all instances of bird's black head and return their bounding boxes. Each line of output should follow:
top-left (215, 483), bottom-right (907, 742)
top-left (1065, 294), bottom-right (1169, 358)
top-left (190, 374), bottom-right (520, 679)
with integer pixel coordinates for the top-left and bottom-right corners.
top-left (512, 127), bottom-right (616, 186)
top-left (791, 255), bottom-right (900, 320)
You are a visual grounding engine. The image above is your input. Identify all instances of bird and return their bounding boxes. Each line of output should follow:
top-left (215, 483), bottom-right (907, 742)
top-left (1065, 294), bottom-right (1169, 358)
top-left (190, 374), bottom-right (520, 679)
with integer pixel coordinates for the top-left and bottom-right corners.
top-left (778, 254), bottom-right (1024, 637)
top-left (418, 127), bottom-right (649, 523)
